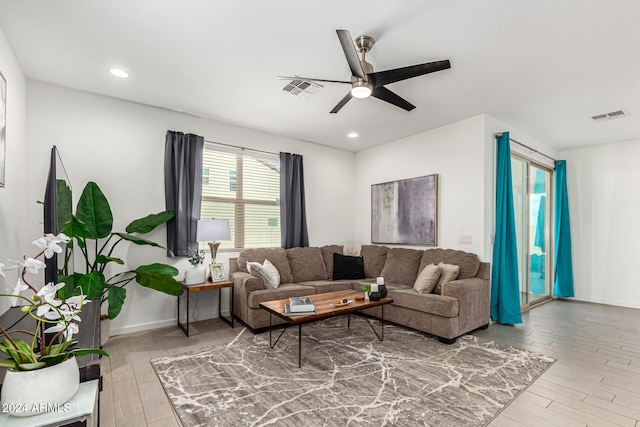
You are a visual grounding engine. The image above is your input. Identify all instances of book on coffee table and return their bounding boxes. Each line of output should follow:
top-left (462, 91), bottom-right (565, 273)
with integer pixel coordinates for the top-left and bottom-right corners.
top-left (284, 303), bottom-right (315, 316)
top-left (288, 297), bottom-right (315, 312)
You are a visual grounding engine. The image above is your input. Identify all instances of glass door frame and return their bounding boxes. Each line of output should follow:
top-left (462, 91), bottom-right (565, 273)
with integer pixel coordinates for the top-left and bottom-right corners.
top-left (511, 153), bottom-right (554, 310)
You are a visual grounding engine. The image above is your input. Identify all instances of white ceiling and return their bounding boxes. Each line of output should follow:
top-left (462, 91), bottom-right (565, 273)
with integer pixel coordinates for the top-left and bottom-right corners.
top-left (1, 0), bottom-right (639, 152)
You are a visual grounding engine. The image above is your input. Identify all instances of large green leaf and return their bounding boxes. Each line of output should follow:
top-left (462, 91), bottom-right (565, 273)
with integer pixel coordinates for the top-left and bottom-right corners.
top-left (136, 263), bottom-right (179, 277)
top-left (135, 271), bottom-right (183, 296)
top-left (96, 254), bottom-right (125, 266)
top-left (17, 361), bottom-right (47, 371)
top-left (126, 210), bottom-right (175, 234)
top-left (0, 359), bottom-right (18, 370)
top-left (106, 285), bottom-right (126, 319)
top-left (57, 274), bottom-right (76, 299)
top-left (72, 348), bottom-right (110, 357)
top-left (69, 216), bottom-right (90, 243)
top-left (114, 233), bottom-right (165, 249)
top-left (76, 182), bottom-right (113, 239)
top-left (77, 271), bottom-right (106, 299)
top-left (56, 179), bottom-right (73, 233)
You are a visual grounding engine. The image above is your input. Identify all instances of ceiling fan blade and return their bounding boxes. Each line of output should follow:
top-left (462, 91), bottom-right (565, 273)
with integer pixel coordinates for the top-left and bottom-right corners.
top-left (336, 29), bottom-right (365, 79)
top-left (330, 92), bottom-right (353, 114)
top-left (277, 76), bottom-right (350, 84)
top-left (371, 87), bottom-right (415, 111)
top-left (369, 60), bottom-right (451, 88)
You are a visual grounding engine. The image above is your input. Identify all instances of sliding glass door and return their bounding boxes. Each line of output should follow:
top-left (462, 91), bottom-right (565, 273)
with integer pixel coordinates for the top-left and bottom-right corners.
top-left (511, 155), bottom-right (552, 307)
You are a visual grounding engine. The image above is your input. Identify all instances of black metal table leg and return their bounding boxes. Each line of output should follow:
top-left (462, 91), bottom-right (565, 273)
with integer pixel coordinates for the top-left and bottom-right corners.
top-left (218, 288), bottom-right (234, 328)
top-left (177, 287), bottom-right (190, 336)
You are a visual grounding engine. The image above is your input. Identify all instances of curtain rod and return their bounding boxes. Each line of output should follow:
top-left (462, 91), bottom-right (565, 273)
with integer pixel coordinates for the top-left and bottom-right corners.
top-left (495, 132), bottom-right (557, 163)
top-left (204, 139), bottom-right (279, 156)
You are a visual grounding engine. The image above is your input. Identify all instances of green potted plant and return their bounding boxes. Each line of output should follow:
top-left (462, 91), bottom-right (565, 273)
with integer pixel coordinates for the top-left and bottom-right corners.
top-left (0, 234), bottom-right (109, 416)
top-left (184, 245), bottom-right (206, 285)
top-left (58, 182), bottom-right (183, 340)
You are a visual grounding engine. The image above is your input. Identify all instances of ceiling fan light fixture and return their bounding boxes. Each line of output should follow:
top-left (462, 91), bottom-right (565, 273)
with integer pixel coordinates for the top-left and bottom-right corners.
top-left (351, 81), bottom-right (372, 98)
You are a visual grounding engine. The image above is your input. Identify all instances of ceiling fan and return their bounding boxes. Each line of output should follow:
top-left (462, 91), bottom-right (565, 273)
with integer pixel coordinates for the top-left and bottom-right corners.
top-left (279, 29), bottom-right (451, 114)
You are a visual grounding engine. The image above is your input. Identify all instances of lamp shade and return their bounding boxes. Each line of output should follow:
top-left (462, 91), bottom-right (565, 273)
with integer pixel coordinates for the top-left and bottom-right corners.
top-left (196, 219), bottom-right (231, 242)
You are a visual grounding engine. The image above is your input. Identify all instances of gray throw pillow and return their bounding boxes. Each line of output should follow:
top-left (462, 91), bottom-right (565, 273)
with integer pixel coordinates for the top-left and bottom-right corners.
top-left (413, 263), bottom-right (441, 294)
top-left (247, 259), bottom-right (281, 289)
top-left (433, 262), bottom-right (459, 294)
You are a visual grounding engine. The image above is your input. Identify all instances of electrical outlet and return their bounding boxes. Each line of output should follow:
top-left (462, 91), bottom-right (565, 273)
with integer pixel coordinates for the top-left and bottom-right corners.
top-left (459, 235), bottom-right (472, 245)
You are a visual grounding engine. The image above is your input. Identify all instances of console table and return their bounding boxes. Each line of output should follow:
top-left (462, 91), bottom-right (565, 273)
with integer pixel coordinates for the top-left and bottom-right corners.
top-left (177, 280), bottom-right (234, 336)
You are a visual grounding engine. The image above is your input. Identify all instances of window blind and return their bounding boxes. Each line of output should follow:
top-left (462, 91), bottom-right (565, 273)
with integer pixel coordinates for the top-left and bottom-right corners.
top-left (201, 143), bottom-right (281, 250)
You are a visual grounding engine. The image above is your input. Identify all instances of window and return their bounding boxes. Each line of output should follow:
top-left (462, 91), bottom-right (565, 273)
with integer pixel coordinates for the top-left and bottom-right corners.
top-left (201, 143), bottom-right (281, 250)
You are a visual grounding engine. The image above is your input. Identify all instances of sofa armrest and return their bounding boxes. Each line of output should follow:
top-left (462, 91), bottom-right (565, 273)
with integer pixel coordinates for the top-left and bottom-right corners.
top-left (441, 277), bottom-right (490, 333)
top-left (477, 262), bottom-right (490, 280)
top-left (230, 271), bottom-right (264, 296)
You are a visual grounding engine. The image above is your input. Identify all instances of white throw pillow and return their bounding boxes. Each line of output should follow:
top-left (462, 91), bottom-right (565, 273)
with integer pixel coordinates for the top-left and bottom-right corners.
top-left (247, 259), bottom-right (281, 289)
top-left (433, 262), bottom-right (460, 294)
top-left (413, 263), bottom-right (441, 294)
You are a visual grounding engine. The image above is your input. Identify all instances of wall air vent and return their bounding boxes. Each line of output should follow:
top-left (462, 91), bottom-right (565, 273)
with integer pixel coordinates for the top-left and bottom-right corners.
top-left (591, 109), bottom-right (628, 121)
top-left (280, 79), bottom-right (322, 98)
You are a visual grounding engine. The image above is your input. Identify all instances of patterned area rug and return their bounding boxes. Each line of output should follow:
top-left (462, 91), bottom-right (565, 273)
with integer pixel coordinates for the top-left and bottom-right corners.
top-left (151, 318), bottom-right (554, 426)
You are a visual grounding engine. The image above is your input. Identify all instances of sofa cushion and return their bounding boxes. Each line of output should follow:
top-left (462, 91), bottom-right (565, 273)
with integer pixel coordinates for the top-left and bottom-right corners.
top-left (389, 289), bottom-right (459, 318)
top-left (419, 248), bottom-right (480, 280)
top-left (287, 247), bottom-right (328, 282)
top-left (238, 248), bottom-right (293, 284)
top-left (247, 283), bottom-right (315, 309)
top-left (298, 280), bottom-right (354, 294)
top-left (361, 245), bottom-right (389, 278)
top-left (333, 253), bottom-right (365, 280)
top-left (433, 262), bottom-right (460, 294)
top-left (379, 248), bottom-right (424, 286)
top-left (321, 245), bottom-right (343, 280)
top-left (247, 259), bottom-right (281, 289)
top-left (413, 263), bottom-right (441, 294)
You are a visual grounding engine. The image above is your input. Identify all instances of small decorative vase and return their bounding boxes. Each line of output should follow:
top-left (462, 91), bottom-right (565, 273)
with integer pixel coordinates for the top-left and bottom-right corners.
top-left (379, 284), bottom-right (388, 298)
top-left (0, 356), bottom-right (79, 417)
top-left (364, 291), bottom-right (370, 302)
top-left (185, 264), bottom-right (207, 285)
top-left (369, 290), bottom-right (381, 301)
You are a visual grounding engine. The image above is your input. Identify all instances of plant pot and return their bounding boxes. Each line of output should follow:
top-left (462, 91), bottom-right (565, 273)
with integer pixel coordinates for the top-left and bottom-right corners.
top-left (185, 264), bottom-right (207, 285)
top-left (0, 356), bottom-right (79, 417)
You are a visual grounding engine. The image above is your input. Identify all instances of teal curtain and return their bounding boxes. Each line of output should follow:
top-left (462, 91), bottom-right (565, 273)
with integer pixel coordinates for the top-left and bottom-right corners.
top-left (491, 132), bottom-right (523, 324)
top-left (553, 160), bottom-right (575, 297)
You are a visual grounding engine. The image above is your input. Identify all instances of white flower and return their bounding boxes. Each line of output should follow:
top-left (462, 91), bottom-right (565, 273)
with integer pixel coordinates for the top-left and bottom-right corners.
top-left (23, 258), bottom-right (46, 274)
top-left (44, 322), bottom-right (79, 342)
top-left (35, 282), bottom-right (64, 317)
top-left (32, 234), bottom-right (68, 259)
top-left (0, 263), bottom-right (5, 277)
top-left (9, 278), bottom-right (29, 306)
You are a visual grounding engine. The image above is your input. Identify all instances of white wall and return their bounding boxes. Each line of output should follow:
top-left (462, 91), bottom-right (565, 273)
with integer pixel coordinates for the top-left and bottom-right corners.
top-left (561, 139), bottom-right (640, 309)
top-left (0, 28), bottom-right (28, 315)
top-left (353, 113), bottom-right (558, 267)
top-left (354, 116), bottom-right (491, 259)
top-left (26, 81), bottom-right (356, 334)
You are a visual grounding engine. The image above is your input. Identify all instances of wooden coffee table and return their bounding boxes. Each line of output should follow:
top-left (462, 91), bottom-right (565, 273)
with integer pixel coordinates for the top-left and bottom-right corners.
top-left (259, 289), bottom-right (393, 367)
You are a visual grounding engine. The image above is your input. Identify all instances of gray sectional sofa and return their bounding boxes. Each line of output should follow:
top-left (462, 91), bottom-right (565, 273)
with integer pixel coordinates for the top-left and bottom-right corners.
top-left (228, 245), bottom-right (490, 344)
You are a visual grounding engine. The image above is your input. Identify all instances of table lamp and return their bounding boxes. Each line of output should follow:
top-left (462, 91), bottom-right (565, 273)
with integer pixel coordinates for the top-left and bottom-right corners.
top-left (196, 219), bottom-right (231, 263)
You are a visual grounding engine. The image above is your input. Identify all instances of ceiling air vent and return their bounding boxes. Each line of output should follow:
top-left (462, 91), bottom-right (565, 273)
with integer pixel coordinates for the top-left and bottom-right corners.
top-left (591, 109), bottom-right (628, 121)
top-left (280, 79), bottom-right (322, 98)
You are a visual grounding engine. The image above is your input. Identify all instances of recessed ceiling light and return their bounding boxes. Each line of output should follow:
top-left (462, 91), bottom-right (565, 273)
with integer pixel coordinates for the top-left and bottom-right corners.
top-left (108, 68), bottom-right (130, 78)
top-left (348, 132), bottom-right (359, 138)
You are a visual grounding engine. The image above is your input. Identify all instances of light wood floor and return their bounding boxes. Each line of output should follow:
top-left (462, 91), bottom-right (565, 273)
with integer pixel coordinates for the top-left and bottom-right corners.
top-left (99, 300), bottom-right (640, 426)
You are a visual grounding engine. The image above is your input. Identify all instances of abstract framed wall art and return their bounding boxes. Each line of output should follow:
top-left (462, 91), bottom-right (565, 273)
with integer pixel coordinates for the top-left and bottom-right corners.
top-left (0, 70), bottom-right (6, 188)
top-left (371, 174), bottom-right (438, 245)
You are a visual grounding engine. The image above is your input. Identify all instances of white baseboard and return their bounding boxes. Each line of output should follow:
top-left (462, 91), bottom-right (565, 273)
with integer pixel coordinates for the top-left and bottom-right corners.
top-left (109, 310), bottom-right (233, 337)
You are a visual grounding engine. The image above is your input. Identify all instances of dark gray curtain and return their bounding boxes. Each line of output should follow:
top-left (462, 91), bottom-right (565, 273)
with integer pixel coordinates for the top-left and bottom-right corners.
top-left (280, 152), bottom-right (309, 249)
top-left (164, 130), bottom-right (203, 256)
